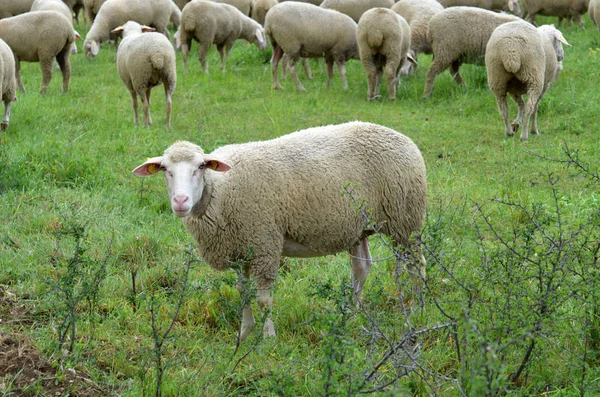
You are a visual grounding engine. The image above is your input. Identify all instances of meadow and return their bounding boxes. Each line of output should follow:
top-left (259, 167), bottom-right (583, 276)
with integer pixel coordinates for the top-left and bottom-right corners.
top-left (0, 12), bottom-right (599, 396)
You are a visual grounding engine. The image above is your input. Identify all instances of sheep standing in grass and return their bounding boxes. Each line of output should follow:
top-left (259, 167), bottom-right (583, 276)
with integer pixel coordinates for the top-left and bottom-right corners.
top-left (590, 0), bottom-right (600, 28)
top-left (521, 0), bottom-right (589, 27)
top-left (0, 0), bottom-right (35, 19)
top-left (84, 0), bottom-right (176, 59)
top-left (357, 8), bottom-right (415, 100)
top-left (112, 21), bottom-right (176, 128)
top-left (0, 38), bottom-right (16, 130)
top-left (320, 0), bottom-right (395, 22)
top-left (265, 2), bottom-right (359, 91)
top-left (438, 0), bottom-right (522, 16)
top-left (486, 21), bottom-right (569, 140)
top-left (133, 121), bottom-right (427, 341)
top-left (424, 6), bottom-right (520, 98)
top-left (391, 0), bottom-right (444, 75)
top-left (31, 0), bottom-right (81, 54)
top-left (177, 0), bottom-right (267, 73)
top-left (0, 11), bottom-right (77, 94)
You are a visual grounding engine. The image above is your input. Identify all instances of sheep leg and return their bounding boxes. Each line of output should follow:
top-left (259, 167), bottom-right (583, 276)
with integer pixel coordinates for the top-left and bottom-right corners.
top-left (374, 68), bottom-right (381, 97)
top-left (423, 59), bottom-right (447, 98)
top-left (363, 59), bottom-right (378, 100)
top-left (495, 94), bottom-right (513, 137)
top-left (301, 58), bottom-right (313, 79)
top-left (138, 89), bottom-right (150, 127)
top-left (129, 88), bottom-right (139, 125)
top-left (15, 58), bottom-right (25, 93)
top-left (325, 60), bottom-right (334, 90)
top-left (198, 42), bottom-right (211, 73)
top-left (270, 45), bottom-right (284, 90)
top-left (336, 60), bottom-right (348, 90)
top-left (218, 43), bottom-right (233, 73)
top-left (56, 48), bottom-right (71, 93)
top-left (146, 88), bottom-right (153, 126)
top-left (350, 238), bottom-right (372, 304)
top-left (449, 61), bottom-right (464, 86)
top-left (182, 41), bottom-right (192, 74)
top-left (1, 99), bottom-right (11, 131)
top-left (39, 57), bottom-right (54, 95)
top-left (257, 285), bottom-right (276, 338)
top-left (508, 92), bottom-right (524, 133)
top-left (529, 92), bottom-right (545, 136)
top-left (521, 90), bottom-right (541, 140)
top-left (164, 83), bottom-right (173, 129)
top-left (237, 269), bottom-right (255, 342)
top-left (290, 57), bottom-right (306, 91)
top-left (385, 61), bottom-right (400, 100)
top-left (406, 235), bottom-right (427, 281)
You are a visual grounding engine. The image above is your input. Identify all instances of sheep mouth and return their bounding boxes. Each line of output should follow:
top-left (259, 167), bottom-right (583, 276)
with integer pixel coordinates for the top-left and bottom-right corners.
top-left (173, 208), bottom-right (190, 217)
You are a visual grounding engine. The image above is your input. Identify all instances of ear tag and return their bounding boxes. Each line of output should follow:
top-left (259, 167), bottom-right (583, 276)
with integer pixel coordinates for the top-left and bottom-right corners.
top-left (557, 34), bottom-right (571, 46)
top-left (148, 164), bottom-right (158, 174)
top-left (211, 162), bottom-right (218, 170)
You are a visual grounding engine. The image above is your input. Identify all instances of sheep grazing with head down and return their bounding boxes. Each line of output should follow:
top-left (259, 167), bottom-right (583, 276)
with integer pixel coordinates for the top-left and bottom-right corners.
top-left (112, 21), bottom-right (176, 127)
top-left (0, 38), bottom-right (16, 131)
top-left (133, 121), bottom-right (427, 341)
top-left (521, 0), bottom-right (589, 27)
top-left (485, 21), bottom-right (569, 140)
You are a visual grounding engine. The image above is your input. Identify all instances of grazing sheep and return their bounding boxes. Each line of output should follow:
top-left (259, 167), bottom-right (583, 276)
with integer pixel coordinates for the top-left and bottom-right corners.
top-left (252, 0), bottom-right (278, 25)
top-left (31, 0), bottom-right (81, 54)
top-left (83, 0), bottom-right (106, 27)
top-left (437, 0), bottom-right (522, 16)
top-left (0, 0), bottom-right (35, 19)
top-left (132, 121), bottom-right (427, 341)
top-left (177, 0), bottom-right (267, 73)
top-left (521, 0), bottom-right (589, 27)
top-left (357, 8), bottom-right (415, 100)
top-left (0, 38), bottom-right (16, 131)
top-left (486, 22), bottom-right (569, 140)
top-left (112, 21), bottom-right (176, 127)
top-left (391, 0), bottom-right (444, 75)
top-left (84, 0), bottom-right (175, 59)
top-left (0, 11), bottom-right (77, 94)
top-left (590, 0), bottom-right (600, 28)
top-left (265, 2), bottom-right (359, 91)
top-left (320, 0), bottom-right (395, 22)
top-left (424, 6), bottom-right (520, 98)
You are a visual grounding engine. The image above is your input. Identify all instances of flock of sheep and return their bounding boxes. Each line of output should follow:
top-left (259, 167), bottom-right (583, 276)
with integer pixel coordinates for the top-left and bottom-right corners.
top-left (0, 0), bottom-right (594, 340)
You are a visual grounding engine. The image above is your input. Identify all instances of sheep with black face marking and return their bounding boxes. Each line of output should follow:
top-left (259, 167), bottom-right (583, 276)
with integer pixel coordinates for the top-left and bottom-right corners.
top-left (0, 38), bottom-right (16, 131)
top-left (485, 21), bottom-right (569, 140)
top-left (357, 7), bottom-right (415, 100)
top-left (133, 121), bottom-right (427, 341)
top-left (112, 21), bottom-right (176, 127)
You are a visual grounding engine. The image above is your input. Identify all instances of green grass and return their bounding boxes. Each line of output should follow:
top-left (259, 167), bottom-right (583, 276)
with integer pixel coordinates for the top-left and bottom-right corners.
top-left (0, 15), bottom-right (599, 396)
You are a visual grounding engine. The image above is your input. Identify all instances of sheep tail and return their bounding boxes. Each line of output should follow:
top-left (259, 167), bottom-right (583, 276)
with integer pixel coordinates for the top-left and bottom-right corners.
top-left (502, 49), bottom-right (521, 73)
top-left (367, 29), bottom-right (384, 49)
top-left (150, 53), bottom-right (164, 69)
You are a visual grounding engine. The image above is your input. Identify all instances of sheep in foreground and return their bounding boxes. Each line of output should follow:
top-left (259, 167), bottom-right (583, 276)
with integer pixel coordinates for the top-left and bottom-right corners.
top-left (590, 0), bottom-right (600, 28)
top-left (486, 22), bottom-right (569, 140)
top-left (84, 0), bottom-right (175, 59)
top-left (0, 11), bottom-right (76, 94)
top-left (391, 0), bottom-right (444, 75)
top-left (437, 0), bottom-right (522, 16)
top-left (357, 8), bottom-right (415, 100)
top-left (112, 21), bottom-right (176, 128)
top-left (133, 121), bottom-right (427, 341)
top-left (265, 2), bottom-right (359, 91)
top-left (424, 6), bottom-right (521, 98)
top-left (177, 0), bottom-right (266, 73)
top-left (0, 0), bottom-right (35, 19)
top-left (320, 0), bottom-right (395, 22)
top-left (521, 0), bottom-right (589, 27)
top-left (0, 38), bottom-right (16, 131)
top-left (252, 0), bottom-right (278, 25)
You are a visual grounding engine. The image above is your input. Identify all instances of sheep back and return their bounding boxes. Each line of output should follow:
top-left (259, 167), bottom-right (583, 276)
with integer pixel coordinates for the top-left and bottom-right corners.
top-left (252, 0), bottom-right (278, 25)
top-left (522, 0), bottom-right (589, 24)
top-left (31, 0), bottom-right (73, 22)
top-left (320, 0), bottom-right (395, 22)
top-left (392, 0), bottom-right (443, 55)
top-left (0, 0), bottom-right (35, 19)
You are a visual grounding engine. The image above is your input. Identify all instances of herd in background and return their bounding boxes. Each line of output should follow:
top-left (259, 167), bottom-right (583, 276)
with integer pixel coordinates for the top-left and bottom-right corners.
top-left (0, 0), bottom-right (596, 137)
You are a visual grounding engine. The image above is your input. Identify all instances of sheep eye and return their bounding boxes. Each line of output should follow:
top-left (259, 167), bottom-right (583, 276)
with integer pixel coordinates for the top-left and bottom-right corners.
top-left (198, 163), bottom-right (206, 170)
top-left (164, 170), bottom-right (172, 177)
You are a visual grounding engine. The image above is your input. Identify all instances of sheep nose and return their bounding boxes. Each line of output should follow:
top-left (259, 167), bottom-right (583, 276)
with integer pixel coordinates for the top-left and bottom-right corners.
top-left (173, 195), bottom-right (189, 206)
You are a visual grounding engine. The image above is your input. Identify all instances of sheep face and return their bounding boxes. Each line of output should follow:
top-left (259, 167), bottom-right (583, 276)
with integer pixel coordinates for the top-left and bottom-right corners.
top-left (133, 145), bottom-right (231, 217)
top-left (253, 27), bottom-right (267, 51)
top-left (507, 0), bottom-right (521, 17)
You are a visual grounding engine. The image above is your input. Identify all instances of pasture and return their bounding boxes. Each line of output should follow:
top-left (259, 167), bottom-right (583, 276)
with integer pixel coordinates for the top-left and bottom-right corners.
top-left (0, 13), bottom-right (599, 396)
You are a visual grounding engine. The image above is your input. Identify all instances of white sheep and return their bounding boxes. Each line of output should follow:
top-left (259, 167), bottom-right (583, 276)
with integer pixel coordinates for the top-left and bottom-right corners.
top-left (357, 8), bottom-right (415, 100)
top-left (590, 0), bottom-right (600, 28)
top-left (31, 0), bottom-right (81, 54)
top-left (251, 0), bottom-right (278, 26)
top-left (0, 0), bottom-right (35, 19)
top-left (132, 121), bottom-right (427, 341)
top-left (486, 22), bottom-right (569, 140)
top-left (521, 0), bottom-right (589, 27)
top-left (177, 0), bottom-right (267, 73)
top-left (0, 38), bottom-right (16, 131)
top-left (265, 2), bottom-right (359, 91)
top-left (83, 0), bottom-right (175, 59)
top-left (391, 0), bottom-right (444, 75)
top-left (82, 0), bottom-right (106, 28)
top-left (0, 11), bottom-right (77, 94)
top-left (424, 6), bottom-right (521, 98)
top-left (320, 0), bottom-right (395, 22)
top-left (112, 21), bottom-right (176, 128)
top-left (437, 0), bottom-right (522, 16)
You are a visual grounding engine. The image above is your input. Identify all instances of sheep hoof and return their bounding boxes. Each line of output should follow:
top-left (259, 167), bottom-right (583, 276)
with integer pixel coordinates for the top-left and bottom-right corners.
top-left (0, 122), bottom-right (7, 131)
top-left (511, 122), bottom-right (520, 133)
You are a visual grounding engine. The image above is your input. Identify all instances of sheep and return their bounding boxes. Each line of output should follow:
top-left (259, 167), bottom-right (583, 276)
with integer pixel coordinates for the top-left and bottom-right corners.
top-left (485, 22), bottom-right (569, 140)
top-left (320, 0), bottom-right (395, 23)
top-left (61, 0), bottom-right (84, 25)
top-left (0, 38), bottom-right (16, 131)
top-left (0, 0), bottom-right (35, 19)
top-left (437, 0), bottom-right (522, 16)
top-left (177, 0), bottom-right (267, 73)
top-left (521, 0), bottom-right (589, 27)
top-left (251, 0), bottom-right (278, 26)
top-left (132, 121), bottom-right (427, 341)
top-left (111, 21), bottom-right (176, 128)
top-left (31, 0), bottom-right (80, 54)
top-left (357, 8), bottom-right (415, 100)
top-left (265, 2), bottom-right (359, 91)
top-left (279, 0), bottom-right (321, 4)
top-left (423, 6), bottom-right (521, 98)
top-left (0, 11), bottom-right (77, 94)
top-left (391, 0), bottom-right (444, 75)
top-left (83, 0), bottom-right (175, 59)
top-left (83, 0), bottom-right (106, 28)
top-left (590, 0), bottom-right (600, 28)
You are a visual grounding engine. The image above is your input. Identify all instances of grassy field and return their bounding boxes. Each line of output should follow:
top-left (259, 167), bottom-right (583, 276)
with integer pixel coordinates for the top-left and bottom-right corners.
top-left (0, 13), bottom-right (599, 396)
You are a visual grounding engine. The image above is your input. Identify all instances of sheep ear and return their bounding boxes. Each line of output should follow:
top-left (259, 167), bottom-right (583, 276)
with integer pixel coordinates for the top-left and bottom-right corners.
top-left (132, 156), bottom-right (164, 176)
top-left (508, 0), bottom-right (514, 11)
top-left (174, 31), bottom-right (181, 49)
top-left (90, 41), bottom-right (100, 56)
top-left (255, 28), bottom-right (264, 44)
top-left (555, 31), bottom-right (571, 46)
top-left (111, 26), bottom-right (124, 35)
top-left (203, 156), bottom-right (231, 172)
top-left (74, 30), bottom-right (82, 40)
top-left (142, 25), bottom-right (156, 32)
top-left (407, 53), bottom-right (418, 66)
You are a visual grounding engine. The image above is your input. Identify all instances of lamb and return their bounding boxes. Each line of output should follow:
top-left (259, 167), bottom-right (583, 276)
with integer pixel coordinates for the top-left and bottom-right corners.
top-left (0, 11), bottom-right (77, 94)
top-left (423, 6), bottom-right (521, 98)
top-left (0, 0), bottom-right (35, 19)
top-left (251, 0), bottom-right (278, 26)
top-left (521, 0), bottom-right (589, 27)
top-left (485, 21), bottom-right (569, 140)
top-left (112, 21), bottom-right (176, 127)
top-left (590, 0), bottom-right (600, 28)
top-left (83, 0), bottom-right (176, 59)
top-left (177, 0), bottom-right (267, 73)
top-left (357, 8), bottom-right (415, 100)
top-left (132, 121), bottom-right (427, 341)
top-left (0, 38), bottom-right (16, 131)
top-left (320, 0), bottom-right (395, 23)
top-left (391, 0), bottom-right (444, 75)
top-left (265, 2), bottom-right (359, 91)
top-left (437, 0), bottom-right (522, 16)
